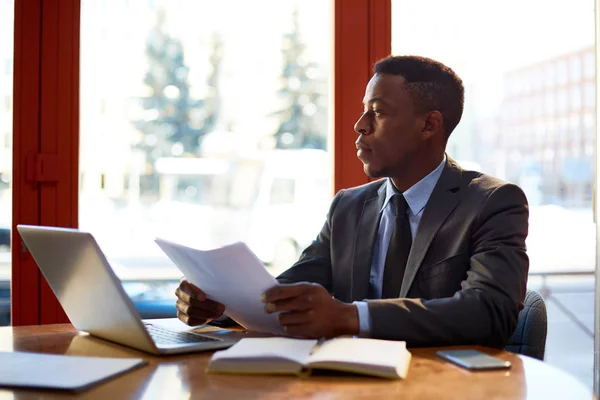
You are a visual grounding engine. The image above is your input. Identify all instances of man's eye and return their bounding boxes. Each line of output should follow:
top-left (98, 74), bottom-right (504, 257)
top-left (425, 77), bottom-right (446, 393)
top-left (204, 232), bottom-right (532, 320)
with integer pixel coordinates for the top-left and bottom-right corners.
top-left (373, 109), bottom-right (383, 116)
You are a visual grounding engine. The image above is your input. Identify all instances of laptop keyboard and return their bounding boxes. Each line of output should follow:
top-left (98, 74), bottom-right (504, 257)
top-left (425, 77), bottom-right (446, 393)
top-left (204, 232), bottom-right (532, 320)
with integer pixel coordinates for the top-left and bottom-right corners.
top-left (145, 324), bottom-right (220, 345)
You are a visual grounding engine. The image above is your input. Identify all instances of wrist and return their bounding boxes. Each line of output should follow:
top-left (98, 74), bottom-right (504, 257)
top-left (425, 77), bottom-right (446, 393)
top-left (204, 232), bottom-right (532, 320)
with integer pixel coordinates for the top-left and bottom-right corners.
top-left (336, 302), bottom-right (359, 336)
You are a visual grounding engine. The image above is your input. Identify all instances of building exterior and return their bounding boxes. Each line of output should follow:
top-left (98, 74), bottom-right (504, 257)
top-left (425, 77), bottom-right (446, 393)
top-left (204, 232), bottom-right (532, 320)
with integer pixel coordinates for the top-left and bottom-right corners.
top-left (498, 47), bottom-right (595, 208)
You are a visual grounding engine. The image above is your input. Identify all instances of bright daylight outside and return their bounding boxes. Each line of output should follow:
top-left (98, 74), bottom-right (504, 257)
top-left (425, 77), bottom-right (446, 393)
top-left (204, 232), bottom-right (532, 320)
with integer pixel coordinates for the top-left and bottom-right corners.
top-left (392, 0), bottom-right (595, 387)
top-left (0, 0), bottom-right (13, 327)
top-left (79, 1), bottom-right (331, 318)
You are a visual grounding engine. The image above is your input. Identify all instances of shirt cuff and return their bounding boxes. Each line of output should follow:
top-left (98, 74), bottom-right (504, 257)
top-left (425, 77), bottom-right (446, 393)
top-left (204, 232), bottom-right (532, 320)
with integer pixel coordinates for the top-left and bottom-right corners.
top-left (353, 301), bottom-right (371, 337)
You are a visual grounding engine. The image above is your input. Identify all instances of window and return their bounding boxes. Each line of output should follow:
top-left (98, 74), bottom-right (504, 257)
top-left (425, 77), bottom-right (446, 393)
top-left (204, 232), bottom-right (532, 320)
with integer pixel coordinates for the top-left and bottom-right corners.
top-left (522, 70), bottom-right (532, 94)
top-left (569, 115), bottom-right (582, 141)
top-left (584, 112), bottom-right (595, 129)
top-left (523, 97), bottom-right (532, 119)
top-left (545, 63), bottom-right (555, 87)
top-left (557, 59), bottom-right (568, 85)
top-left (535, 95), bottom-right (544, 117)
top-left (545, 91), bottom-right (556, 114)
top-left (506, 74), bottom-right (518, 96)
top-left (584, 51), bottom-right (595, 78)
top-left (535, 121), bottom-right (545, 140)
top-left (584, 82), bottom-right (595, 108)
top-left (570, 55), bottom-right (582, 82)
top-left (570, 85), bottom-right (582, 110)
top-left (79, 1), bottom-right (333, 298)
top-left (533, 66), bottom-right (544, 91)
top-left (557, 88), bottom-right (568, 112)
top-left (583, 112), bottom-right (595, 139)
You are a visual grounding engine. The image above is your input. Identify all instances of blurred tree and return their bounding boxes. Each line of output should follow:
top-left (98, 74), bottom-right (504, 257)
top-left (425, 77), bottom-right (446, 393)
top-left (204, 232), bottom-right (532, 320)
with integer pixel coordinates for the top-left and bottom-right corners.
top-left (134, 10), bottom-right (221, 175)
top-left (272, 8), bottom-right (327, 150)
top-left (201, 31), bottom-right (223, 141)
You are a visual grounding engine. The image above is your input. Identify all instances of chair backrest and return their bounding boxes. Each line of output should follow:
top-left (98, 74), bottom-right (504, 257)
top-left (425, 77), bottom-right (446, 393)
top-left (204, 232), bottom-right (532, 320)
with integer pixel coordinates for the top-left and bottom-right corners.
top-left (505, 289), bottom-right (548, 360)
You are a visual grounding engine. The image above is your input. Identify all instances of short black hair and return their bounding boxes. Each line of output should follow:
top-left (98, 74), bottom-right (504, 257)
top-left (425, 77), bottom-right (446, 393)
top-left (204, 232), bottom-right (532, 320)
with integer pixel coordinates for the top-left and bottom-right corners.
top-left (374, 55), bottom-right (464, 138)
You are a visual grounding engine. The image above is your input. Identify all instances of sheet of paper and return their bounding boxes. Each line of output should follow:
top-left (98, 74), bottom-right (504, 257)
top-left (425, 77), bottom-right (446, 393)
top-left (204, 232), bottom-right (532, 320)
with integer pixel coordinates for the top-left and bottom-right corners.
top-left (0, 352), bottom-right (146, 392)
top-left (155, 238), bottom-right (285, 335)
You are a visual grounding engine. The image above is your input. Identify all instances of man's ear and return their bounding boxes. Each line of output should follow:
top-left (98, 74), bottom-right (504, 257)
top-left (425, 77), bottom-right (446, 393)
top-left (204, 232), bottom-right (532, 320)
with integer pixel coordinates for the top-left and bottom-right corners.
top-left (421, 111), bottom-right (444, 140)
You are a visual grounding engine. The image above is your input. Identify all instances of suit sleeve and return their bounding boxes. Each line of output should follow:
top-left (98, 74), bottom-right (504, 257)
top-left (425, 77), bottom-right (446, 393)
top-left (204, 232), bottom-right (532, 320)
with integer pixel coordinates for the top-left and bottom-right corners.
top-left (366, 183), bottom-right (529, 348)
top-left (275, 190), bottom-right (345, 291)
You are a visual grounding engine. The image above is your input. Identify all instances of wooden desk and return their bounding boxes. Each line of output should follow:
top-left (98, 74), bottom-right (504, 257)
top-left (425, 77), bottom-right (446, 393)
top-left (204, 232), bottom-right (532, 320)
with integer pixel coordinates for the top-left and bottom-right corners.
top-left (0, 324), bottom-right (593, 400)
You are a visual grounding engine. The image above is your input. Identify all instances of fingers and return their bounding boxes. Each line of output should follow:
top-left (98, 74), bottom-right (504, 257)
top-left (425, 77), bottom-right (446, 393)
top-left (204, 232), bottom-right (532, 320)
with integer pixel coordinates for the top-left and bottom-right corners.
top-left (175, 288), bottom-right (224, 312)
top-left (177, 310), bottom-right (209, 327)
top-left (175, 280), bottom-right (225, 327)
top-left (175, 280), bottom-right (225, 311)
top-left (262, 283), bottom-right (315, 303)
top-left (277, 310), bottom-right (315, 326)
top-left (178, 279), bottom-right (207, 301)
top-left (176, 298), bottom-right (225, 327)
top-left (176, 299), bottom-right (224, 320)
top-left (264, 294), bottom-right (313, 314)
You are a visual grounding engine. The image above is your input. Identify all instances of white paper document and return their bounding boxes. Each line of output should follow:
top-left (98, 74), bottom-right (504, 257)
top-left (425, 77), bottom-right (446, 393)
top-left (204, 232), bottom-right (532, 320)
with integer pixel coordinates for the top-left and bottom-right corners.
top-left (0, 352), bottom-right (146, 392)
top-left (155, 238), bottom-right (285, 335)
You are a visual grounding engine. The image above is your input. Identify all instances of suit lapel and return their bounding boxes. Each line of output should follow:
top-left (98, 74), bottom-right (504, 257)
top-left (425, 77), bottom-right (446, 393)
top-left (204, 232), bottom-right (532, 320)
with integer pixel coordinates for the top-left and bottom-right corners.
top-left (351, 182), bottom-right (386, 301)
top-left (399, 158), bottom-right (464, 297)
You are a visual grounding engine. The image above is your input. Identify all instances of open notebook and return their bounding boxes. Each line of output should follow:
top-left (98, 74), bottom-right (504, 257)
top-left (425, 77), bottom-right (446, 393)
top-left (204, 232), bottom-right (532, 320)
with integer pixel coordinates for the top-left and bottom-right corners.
top-left (207, 337), bottom-right (411, 379)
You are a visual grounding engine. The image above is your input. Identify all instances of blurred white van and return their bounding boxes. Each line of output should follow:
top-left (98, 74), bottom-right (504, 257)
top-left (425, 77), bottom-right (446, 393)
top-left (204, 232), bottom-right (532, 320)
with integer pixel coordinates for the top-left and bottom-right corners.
top-left (244, 149), bottom-right (331, 271)
top-left (153, 148), bottom-right (332, 272)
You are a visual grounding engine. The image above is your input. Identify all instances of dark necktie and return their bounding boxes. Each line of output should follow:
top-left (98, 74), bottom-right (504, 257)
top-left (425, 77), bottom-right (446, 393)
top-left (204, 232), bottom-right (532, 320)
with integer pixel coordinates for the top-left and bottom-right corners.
top-left (381, 194), bottom-right (412, 298)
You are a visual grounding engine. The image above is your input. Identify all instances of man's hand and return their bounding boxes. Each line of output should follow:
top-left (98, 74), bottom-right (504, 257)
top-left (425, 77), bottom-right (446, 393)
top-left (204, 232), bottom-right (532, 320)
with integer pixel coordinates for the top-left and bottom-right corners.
top-left (175, 279), bottom-right (225, 326)
top-left (262, 282), bottom-right (359, 339)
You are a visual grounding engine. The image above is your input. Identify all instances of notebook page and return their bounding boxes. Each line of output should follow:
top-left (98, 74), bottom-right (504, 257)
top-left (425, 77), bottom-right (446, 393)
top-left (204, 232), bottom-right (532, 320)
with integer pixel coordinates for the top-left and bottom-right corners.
top-left (306, 338), bottom-right (410, 378)
top-left (211, 338), bottom-right (318, 365)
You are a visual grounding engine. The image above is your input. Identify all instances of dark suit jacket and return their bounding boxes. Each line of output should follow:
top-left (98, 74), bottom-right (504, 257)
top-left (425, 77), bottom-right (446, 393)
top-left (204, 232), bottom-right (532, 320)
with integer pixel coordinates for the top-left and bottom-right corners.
top-left (277, 157), bottom-right (529, 348)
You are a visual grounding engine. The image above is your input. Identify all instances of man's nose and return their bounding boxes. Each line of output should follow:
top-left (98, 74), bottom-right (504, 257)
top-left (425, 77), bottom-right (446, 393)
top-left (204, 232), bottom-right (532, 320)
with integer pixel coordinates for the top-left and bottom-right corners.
top-left (354, 114), bottom-right (370, 135)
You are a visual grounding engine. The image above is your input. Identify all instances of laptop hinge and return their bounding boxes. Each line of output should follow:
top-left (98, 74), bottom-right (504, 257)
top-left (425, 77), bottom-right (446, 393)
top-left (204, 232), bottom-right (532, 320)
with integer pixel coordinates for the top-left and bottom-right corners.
top-left (25, 153), bottom-right (59, 183)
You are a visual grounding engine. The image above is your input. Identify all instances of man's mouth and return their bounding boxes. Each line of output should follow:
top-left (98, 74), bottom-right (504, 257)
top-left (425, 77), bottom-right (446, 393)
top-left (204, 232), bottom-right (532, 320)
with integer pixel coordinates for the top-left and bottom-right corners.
top-left (356, 143), bottom-right (372, 160)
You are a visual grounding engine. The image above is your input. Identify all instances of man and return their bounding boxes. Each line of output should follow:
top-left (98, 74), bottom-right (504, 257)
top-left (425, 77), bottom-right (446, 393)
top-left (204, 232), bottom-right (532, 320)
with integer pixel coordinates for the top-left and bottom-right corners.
top-left (175, 55), bottom-right (529, 348)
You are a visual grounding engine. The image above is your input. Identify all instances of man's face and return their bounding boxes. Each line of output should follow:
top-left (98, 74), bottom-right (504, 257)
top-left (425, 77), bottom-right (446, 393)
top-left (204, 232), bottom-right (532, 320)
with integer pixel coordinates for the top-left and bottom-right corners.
top-left (354, 73), bottom-right (425, 178)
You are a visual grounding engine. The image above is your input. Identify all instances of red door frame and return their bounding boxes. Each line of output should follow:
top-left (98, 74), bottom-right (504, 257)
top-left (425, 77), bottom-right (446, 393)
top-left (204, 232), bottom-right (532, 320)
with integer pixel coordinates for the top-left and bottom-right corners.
top-left (11, 0), bottom-right (390, 325)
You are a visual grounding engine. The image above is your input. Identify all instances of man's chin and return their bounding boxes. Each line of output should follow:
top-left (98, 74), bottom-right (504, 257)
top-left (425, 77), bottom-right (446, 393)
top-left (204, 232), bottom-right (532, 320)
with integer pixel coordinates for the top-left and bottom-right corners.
top-left (363, 165), bottom-right (383, 179)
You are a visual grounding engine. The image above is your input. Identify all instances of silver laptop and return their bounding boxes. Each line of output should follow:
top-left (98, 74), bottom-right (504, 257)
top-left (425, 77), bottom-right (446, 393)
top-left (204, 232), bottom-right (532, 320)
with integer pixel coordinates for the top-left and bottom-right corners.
top-left (17, 224), bottom-right (243, 355)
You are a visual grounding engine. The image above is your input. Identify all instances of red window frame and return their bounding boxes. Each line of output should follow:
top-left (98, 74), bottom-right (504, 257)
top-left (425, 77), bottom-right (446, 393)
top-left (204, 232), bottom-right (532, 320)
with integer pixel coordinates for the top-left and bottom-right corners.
top-left (12, 0), bottom-right (79, 325)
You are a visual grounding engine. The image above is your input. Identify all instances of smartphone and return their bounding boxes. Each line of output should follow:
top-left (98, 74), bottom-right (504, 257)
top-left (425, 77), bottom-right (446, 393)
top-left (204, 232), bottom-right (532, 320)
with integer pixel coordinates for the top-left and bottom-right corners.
top-left (436, 349), bottom-right (511, 370)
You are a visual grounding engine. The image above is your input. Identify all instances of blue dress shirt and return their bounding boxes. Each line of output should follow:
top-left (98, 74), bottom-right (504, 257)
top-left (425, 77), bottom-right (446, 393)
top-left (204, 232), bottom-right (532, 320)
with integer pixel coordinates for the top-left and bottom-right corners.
top-left (354, 157), bottom-right (446, 336)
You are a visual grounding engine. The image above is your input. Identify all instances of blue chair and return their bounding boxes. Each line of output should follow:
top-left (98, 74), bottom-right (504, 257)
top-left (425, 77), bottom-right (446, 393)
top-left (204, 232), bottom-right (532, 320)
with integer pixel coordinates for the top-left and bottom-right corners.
top-left (505, 290), bottom-right (547, 360)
